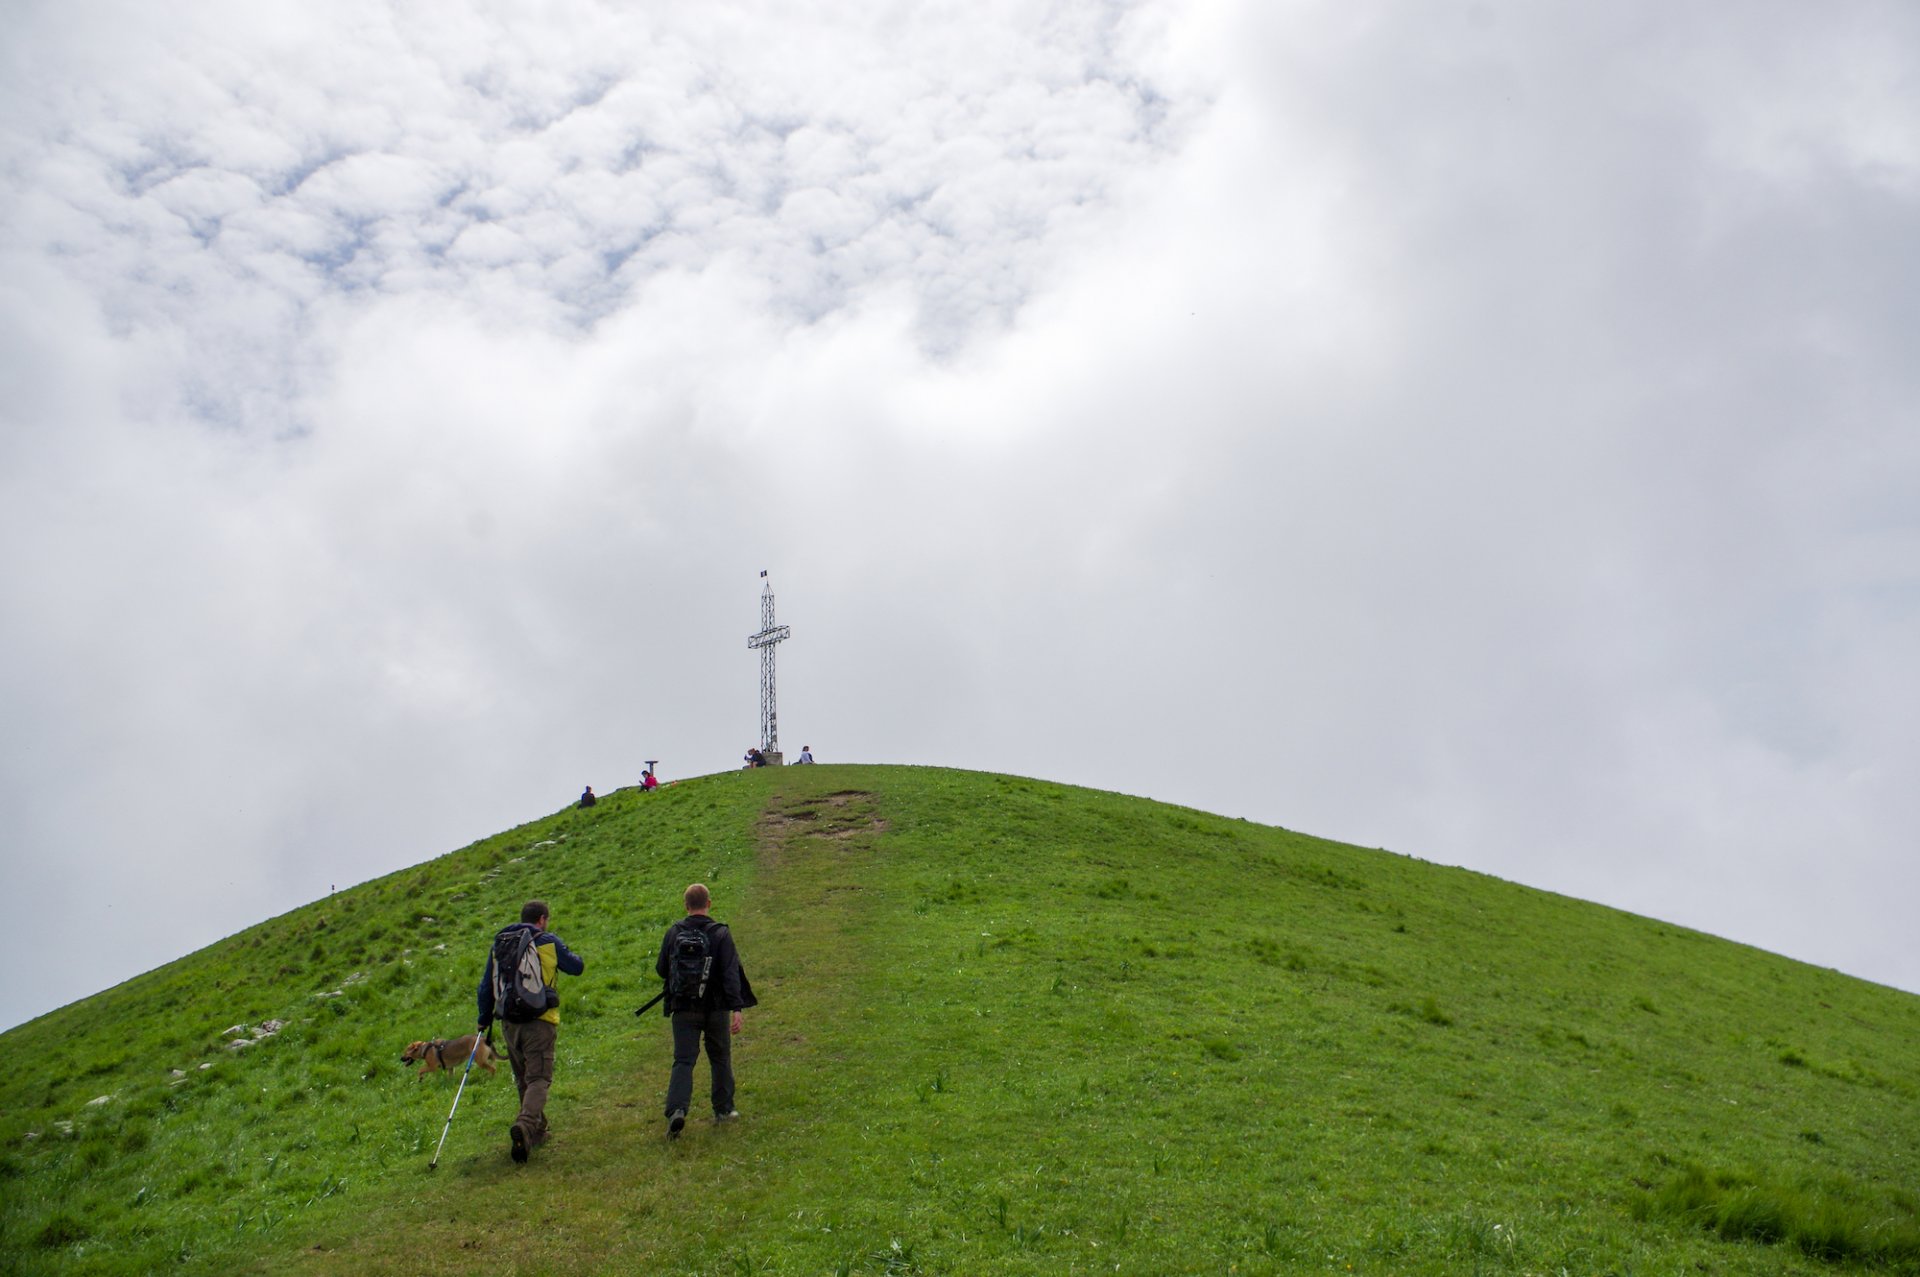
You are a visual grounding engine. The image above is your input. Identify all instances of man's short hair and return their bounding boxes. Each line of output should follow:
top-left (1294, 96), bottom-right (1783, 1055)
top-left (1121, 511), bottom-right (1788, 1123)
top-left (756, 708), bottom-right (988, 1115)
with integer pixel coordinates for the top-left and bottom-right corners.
top-left (684, 883), bottom-right (710, 911)
top-left (522, 900), bottom-right (550, 925)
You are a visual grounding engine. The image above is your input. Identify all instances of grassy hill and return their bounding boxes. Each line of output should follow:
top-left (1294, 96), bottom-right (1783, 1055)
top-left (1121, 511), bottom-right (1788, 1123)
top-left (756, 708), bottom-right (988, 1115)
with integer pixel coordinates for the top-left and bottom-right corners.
top-left (3, 764), bottom-right (1917, 1276)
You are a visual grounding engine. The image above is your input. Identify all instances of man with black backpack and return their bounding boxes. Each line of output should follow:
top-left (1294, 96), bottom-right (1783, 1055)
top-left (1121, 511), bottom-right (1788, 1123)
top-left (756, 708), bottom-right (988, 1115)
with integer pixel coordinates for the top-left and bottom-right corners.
top-left (656, 882), bottom-right (756, 1138)
top-left (478, 900), bottom-right (586, 1163)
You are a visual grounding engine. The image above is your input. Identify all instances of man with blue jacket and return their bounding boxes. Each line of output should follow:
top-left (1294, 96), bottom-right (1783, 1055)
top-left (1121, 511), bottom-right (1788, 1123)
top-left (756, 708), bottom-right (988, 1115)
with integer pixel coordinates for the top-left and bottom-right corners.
top-left (478, 900), bottom-right (586, 1163)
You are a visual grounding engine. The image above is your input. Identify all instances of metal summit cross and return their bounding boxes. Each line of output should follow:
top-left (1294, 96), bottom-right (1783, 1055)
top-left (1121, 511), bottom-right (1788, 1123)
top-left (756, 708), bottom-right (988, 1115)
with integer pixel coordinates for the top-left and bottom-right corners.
top-left (746, 570), bottom-right (792, 763)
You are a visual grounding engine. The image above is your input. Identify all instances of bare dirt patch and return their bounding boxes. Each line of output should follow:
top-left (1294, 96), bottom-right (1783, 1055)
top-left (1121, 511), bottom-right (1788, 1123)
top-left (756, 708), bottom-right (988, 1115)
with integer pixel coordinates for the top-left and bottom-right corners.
top-left (822, 820), bottom-right (889, 839)
top-left (759, 791), bottom-right (886, 843)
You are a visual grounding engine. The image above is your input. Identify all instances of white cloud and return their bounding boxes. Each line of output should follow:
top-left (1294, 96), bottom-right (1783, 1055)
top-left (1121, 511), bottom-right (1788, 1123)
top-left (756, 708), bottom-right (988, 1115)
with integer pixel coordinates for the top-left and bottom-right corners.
top-left (2, 0), bottom-right (1918, 1030)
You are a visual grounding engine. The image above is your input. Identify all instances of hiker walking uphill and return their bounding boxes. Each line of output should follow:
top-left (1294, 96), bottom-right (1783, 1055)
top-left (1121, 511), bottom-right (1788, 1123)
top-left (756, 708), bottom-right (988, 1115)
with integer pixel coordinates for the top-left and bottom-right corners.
top-left (656, 883), bottom-right (757, 1138)
top-left (478, 900), bottom-right (586, 1164)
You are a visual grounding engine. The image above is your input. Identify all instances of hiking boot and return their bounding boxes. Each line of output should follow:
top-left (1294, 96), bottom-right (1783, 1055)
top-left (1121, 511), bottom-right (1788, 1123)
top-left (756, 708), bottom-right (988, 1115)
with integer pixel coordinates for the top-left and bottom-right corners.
top-left (509, 1122), bottom-right (530, 1164)
top-left (667, 1109), bottom-right (687, 1139)
top-left (714, 1110), bottom-right (741, 1123)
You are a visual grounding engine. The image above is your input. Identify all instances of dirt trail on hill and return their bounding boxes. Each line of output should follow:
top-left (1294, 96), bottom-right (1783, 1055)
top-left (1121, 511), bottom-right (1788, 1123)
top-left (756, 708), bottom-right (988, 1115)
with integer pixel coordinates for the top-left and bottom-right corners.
top-left (744, 786), bottom-right (891, 1030)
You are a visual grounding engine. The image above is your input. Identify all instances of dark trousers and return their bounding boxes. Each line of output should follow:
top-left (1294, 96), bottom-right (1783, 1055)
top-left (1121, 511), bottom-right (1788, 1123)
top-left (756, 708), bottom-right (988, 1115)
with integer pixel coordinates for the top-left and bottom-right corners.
top-left (665, 1006), bottom-right (734, 1117)
top-left (502, 1018), bottom-right (558, 1138)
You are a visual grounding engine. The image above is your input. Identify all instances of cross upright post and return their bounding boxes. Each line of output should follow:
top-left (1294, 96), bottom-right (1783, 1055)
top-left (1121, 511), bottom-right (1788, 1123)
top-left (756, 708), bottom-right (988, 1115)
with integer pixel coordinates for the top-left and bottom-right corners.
top-left (746, 570), bottom-right (792, 764)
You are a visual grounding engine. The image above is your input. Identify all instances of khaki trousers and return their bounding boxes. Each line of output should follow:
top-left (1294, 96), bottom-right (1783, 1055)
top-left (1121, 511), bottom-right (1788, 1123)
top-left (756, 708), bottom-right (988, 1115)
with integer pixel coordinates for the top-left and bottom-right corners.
top-left (502, 1018), bottom-right (558, 1138)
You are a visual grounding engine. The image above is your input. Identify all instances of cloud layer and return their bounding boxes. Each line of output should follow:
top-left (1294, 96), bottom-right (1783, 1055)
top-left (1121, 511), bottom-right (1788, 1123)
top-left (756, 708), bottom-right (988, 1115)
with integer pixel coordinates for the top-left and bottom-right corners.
top-left (3, 0), bottom-right (1917, 1029)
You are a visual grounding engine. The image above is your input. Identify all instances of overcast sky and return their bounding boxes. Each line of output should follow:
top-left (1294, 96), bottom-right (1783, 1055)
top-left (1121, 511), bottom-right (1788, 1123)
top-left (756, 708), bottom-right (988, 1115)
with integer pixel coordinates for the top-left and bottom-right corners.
top-left (3, 0), bottom-right (1916, 1032)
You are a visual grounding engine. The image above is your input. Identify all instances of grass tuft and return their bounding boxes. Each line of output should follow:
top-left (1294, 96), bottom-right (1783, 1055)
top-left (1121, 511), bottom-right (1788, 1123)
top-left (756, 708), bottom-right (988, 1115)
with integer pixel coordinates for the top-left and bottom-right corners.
top-left (34, 1213), bottom-right (90, 1249)
top-left (1636, 1160), bottom-right (1920, 1267)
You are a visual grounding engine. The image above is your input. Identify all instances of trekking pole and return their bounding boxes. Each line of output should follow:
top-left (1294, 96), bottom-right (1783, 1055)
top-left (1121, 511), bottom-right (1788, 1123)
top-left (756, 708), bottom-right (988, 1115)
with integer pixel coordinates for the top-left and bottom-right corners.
top-left (427, 1031), bottom-right (486, 1171)
top-left (634, 985), bottom-right (667, 1017)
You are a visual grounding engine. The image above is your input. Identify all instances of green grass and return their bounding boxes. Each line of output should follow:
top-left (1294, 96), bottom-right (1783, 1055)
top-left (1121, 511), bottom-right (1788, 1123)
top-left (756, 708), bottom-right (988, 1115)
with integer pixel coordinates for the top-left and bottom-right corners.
top-left (2, 765), bottom-right (1916, 1275)
top-left (1632, 1160), bottom-right (1920, 1266)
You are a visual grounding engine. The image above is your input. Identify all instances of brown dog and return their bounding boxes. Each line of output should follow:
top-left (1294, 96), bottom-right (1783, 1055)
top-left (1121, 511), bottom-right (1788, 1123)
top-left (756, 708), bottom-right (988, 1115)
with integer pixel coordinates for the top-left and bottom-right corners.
top-left (401, 1032), bottom-right (498, 1078)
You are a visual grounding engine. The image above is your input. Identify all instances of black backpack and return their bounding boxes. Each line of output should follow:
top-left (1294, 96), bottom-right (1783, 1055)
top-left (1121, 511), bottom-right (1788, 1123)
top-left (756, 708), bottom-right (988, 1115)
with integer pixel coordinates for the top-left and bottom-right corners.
top-left (667, 923), bottom-right (723, 1010)
top-left (491, 925), bottom-right (553, 1023)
